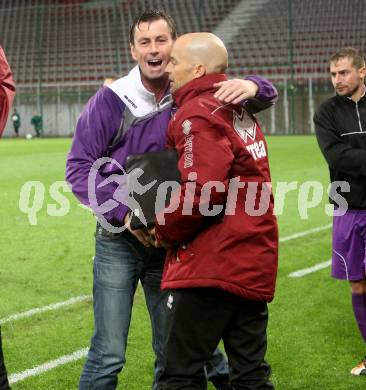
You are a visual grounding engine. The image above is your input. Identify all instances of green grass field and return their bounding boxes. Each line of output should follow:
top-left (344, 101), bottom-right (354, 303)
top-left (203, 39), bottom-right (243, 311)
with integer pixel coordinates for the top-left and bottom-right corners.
top-left (0, 136), bottom-right (365, 389)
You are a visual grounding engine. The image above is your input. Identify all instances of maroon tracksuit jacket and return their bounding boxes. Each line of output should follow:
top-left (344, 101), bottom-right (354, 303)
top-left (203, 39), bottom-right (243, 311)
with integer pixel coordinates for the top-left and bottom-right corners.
top-left (155, 73), bottom-right (278, 302)
top-left (0, 47), bottom-right (15, 136)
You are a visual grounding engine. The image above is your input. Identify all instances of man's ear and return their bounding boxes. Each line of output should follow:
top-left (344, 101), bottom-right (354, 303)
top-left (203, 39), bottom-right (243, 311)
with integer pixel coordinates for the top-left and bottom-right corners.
top-left (194, 64), bottom-right (206, 79)
top-left (130, 44), bottom-right (137, 61)
top-left (359, 65), bottom-right (366, 81)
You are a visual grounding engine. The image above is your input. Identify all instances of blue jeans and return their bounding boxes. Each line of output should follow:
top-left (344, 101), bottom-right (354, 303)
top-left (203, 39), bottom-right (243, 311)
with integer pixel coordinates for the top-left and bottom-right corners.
top-left (79, 228), bottom-right (168, 390)
top-left (79, 227), bottom-right (229, 390)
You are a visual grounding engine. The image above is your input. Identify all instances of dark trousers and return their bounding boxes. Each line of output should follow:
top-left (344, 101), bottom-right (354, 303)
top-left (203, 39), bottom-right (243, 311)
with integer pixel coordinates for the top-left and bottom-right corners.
top-left (0, 329), bottom-right (10, 390)
top-left (158, 288), bottom-right (274, 390)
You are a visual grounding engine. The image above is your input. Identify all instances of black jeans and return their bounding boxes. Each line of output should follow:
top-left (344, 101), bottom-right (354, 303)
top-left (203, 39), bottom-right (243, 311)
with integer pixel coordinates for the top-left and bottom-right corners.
top-left (0, 328), bottom-right (10, 390)
top-left (158, 288), bottom-right (274, 390)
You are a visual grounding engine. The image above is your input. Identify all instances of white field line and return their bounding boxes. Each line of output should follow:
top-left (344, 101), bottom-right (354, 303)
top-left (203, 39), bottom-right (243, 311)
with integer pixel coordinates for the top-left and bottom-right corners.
top-left (0, 295), bottom-right (91, 325)
top-left (288, 259), bottom-right (331, 278)
top-left (279, 223), bottom-right (332, 243)
top-left (284, 224), bottom-right (332, 278)
top-left (8, 348), bottom-right (89, 384)
top-left (2, 223), bottom-right (332, 384)
top-left (0, 225), bottom-right (331, 326)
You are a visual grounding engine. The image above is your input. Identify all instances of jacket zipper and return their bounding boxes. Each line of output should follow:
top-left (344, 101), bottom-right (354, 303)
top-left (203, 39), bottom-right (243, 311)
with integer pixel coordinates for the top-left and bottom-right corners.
top-left (157, 94), bottom-right (173, 111)
top-left (355, 101), bottom-right (364, 132)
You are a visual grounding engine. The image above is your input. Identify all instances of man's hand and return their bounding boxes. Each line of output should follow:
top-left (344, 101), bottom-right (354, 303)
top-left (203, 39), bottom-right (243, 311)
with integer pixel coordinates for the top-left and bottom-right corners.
top-left (124, 213), bottom-right (151, 247)
top-left (214, 79), bottom-right (259, 105)
top-left (148, 227), bottom-right (173, 249)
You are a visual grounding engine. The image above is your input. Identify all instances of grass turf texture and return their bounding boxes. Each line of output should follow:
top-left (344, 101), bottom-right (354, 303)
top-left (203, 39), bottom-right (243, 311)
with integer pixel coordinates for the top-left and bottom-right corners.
top-left (0, 136), bottom-right (364, 389)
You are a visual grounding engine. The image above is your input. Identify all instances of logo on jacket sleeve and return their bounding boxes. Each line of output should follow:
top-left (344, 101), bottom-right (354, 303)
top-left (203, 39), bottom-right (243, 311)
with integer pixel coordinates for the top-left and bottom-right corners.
top-left (181, 119), bottom-right (194, 168)
top-left (233, 108), bottom-right (256, 143)
top-left (184, 134), bottom-right (194, 168)
top-left (182, 119), bottom-right (192, 135)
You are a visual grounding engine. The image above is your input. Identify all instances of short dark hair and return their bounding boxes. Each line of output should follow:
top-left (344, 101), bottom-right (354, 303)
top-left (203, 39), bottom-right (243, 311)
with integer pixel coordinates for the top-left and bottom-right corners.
top-left (129, 9), bottom-right (177, 45)
top-left (330, 47), bottom-right (366, 69)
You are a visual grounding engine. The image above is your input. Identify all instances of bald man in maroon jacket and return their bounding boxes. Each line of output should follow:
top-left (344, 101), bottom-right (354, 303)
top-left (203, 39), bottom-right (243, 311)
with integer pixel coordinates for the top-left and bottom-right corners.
top-left (153, 33), bottom-right (278, 389)
top-left (0, 46), bottom-right (14, 390)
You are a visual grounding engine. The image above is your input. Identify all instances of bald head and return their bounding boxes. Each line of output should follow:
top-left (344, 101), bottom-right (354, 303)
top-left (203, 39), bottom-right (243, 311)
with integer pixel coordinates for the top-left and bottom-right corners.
top-left (166, 32), bottom-right (228, 93)
top-left (177, 33), bottom-right (228, 73)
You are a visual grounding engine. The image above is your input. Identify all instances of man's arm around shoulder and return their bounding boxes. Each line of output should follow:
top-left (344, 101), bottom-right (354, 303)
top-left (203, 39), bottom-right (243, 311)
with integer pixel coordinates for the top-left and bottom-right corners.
top-left (214, 75), bottom-right (277, 112)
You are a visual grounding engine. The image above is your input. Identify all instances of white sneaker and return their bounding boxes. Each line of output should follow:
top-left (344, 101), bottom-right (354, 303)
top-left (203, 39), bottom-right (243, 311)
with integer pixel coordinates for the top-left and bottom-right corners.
top-left (351, 357), bottom-right (366, 375)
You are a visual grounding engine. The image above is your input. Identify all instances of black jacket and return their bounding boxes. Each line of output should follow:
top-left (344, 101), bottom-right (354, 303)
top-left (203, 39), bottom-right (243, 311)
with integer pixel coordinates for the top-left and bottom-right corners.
top-left (314, 91), bottom-right (366, 209)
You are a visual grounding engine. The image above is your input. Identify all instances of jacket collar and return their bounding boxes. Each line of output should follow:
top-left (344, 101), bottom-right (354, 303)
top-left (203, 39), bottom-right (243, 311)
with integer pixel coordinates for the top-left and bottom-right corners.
top-left (107, 65), bottom-right (171, 117)
top-left (338, 83), bottom-right (366, 104)
top-left (173, 73), bottom-right (227, 107)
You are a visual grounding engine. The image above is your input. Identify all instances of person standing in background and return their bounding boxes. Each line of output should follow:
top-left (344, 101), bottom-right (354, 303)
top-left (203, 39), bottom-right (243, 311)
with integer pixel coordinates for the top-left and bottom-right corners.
top-left (314, 47), bottom-right (366, 376)
top-left (31, 111), bottom-right (43, 137)
top-left (11, 108), bottom-right (20, 137)
top-left (0, 45), bottom-right (15, 390)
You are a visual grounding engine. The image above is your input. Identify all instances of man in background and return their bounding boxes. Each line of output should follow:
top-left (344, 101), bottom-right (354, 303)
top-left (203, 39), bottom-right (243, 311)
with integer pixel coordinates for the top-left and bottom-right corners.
top-left (314, 47), bottom-right (366, 376)
top-left (0, 45), bottom-right (15, 390)
top-left (31, 111), bottom-right (42, 137)
top-left (11, 108), bottom-right (20, 138)
top-left (11, 108), bottom-right (20, 137)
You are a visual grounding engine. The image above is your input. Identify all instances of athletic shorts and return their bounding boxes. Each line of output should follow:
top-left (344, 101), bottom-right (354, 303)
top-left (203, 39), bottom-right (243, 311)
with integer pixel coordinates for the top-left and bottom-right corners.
top-left (332, 209), bottom-right (366, 281)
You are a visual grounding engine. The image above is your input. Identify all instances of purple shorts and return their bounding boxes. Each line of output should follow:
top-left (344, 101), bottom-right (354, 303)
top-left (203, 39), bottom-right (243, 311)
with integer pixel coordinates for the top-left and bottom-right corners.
top-left (332, 209), bottom-right (366, 281)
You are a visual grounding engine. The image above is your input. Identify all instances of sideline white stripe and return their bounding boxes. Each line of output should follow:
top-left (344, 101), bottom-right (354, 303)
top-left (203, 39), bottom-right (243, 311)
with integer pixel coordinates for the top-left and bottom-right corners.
top-left (8, 348), bottom-right (88, 384)
top-left (280, 223), bottom-right (332, 243)
top-left (0, 295), bottom-right (91, 325)
top-left (288, 260), bottom-right (331, 278)
top-left (1, 226), bottom-right (332, 326)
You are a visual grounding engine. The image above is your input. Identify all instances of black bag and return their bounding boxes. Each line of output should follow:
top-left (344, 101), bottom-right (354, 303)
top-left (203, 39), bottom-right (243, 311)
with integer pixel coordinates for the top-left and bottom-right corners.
top-left (125, 149), bottom-right (180, 230)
